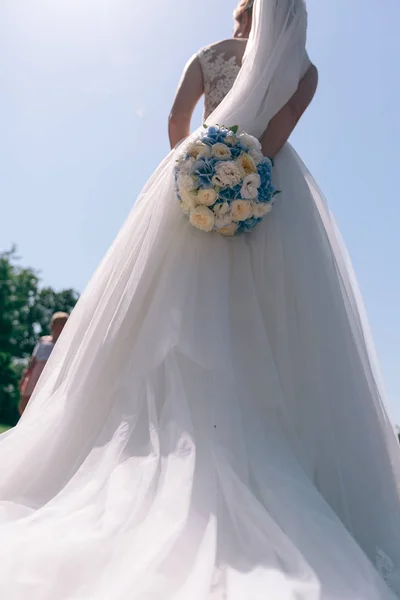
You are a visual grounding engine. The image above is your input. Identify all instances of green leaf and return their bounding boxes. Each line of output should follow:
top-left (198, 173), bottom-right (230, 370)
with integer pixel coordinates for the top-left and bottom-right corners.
top-left (203, 124), bottom-right (208, 128)
top-left (230, 125), bottom-right (239, 135)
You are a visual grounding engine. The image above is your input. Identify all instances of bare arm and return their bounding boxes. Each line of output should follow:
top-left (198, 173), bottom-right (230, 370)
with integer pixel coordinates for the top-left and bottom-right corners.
top-left (168, 55), bottom-right (204, 149)
top-left (18, 355), bottom-right (35, 416)
top-left (19, 355), bottom-right (36, 389)
top-left (19, 360), bottom-right (46, 415)
top-left (261, 64), bottom-right (318, 158)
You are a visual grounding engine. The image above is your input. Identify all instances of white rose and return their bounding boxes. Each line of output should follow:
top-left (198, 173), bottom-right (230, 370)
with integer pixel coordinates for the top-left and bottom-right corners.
top-left (187, 141), bottom-right (212, 159)
top-left (253, 202), bottom-right (273, 218)
top-left (231, 199), bottom-right (253, 222)
top-left (248, 148), bottom-right (264, 165)
top-left (178, 173), bottom-right (196, 193)
top-left (215, 214), bottom-right (233, 229)
top-left (180, 189), bottom-right (198, 215)
top-left (197, 188), bottom-right (218, 207)
top-left (212, 161), bottom-right (243, 188)
top-left (189, 206), bottom-right (215, 232)
top-left (238, 132), bottom-right (262, 151)
top-left (180, 157), bottom-right (196, 175)
top-left (224, 134), bottom-right (237, 146)
top-left (218, 222), bottom-right (238, 237)
top-left (212, 143), bottom-right (232, 160)
top-left (241, 173), bottom-right (261, 200)
top-left (213, 202), bottom-right (230, 216)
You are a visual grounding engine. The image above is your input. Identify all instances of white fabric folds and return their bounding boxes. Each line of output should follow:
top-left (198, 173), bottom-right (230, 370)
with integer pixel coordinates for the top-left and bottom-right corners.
top-left (0, 1), bottom-right (399, 598)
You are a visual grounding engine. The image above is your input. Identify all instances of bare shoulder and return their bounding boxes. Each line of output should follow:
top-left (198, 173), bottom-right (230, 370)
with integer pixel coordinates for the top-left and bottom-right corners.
top-left (198, 38), bottom-right (247, 56)
top-left (308, 62), bottom-right (318, 76)
top-left (303, 52), bottom-right (318, 80)
top-left (304, 62), bottom-right (319, 91)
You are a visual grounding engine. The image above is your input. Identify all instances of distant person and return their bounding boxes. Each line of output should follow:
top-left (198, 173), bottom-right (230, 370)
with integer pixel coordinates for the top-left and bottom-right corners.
top-left (18, 312), bottom-right (69, 415)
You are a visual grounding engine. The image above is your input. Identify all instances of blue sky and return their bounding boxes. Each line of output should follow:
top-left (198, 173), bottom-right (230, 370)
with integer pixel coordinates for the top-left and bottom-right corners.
top-left (1, 0), bottom-right (400, 419)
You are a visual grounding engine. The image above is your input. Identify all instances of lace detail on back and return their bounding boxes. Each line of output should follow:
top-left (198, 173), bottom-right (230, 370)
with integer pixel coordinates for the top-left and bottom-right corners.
top-left (198, 46), bottom-right (241, 121)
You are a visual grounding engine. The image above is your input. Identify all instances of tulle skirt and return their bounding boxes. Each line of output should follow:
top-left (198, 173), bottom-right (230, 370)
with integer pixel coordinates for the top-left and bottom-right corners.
top-left (0, 144), bottom-right (399, 599)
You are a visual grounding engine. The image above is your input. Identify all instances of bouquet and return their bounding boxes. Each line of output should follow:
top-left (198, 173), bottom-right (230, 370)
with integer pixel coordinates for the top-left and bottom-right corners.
top-left (174, 125), bottom-right (279, 237)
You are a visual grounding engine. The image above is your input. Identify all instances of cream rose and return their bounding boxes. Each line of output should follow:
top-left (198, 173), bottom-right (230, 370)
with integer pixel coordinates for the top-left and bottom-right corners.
top-left (187, 141), bottom-right (212, 159)
top-left (215, 214), bottom-right (233, 229)
top-left (218, 222), bottom-right (238, 237)
top-left (212, 143), bottom-right (232, 160)
top-left (238, 132), bottom-right (262, 151)
top-left (253, 202), bottom-right (273, 218)
top-left (197, 188), bottom-right (218, 207)
top-left (231, 199), bottom-right (253, 222)
top-left (180, 189), bottom-right (198, 215)
top-left (189, 206), bottom-right (215, 232)
top-left (241, 173), bottom-right (261, 200)
top-left (236, 153), bottom-right (257, 176)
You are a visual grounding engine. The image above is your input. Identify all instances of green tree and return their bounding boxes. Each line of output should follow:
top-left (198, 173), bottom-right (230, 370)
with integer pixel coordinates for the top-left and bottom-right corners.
top-left (0, 248), bottom-right (79, 427)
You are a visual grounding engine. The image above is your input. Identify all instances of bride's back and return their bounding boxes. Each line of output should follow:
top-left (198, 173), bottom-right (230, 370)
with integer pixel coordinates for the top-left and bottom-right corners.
top-left (197, 39), bottom-right (247, 120)
top-left (168, 37), bottom-right (248, 149)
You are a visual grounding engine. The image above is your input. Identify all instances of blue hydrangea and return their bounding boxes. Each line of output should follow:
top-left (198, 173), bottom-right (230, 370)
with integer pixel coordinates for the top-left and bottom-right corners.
top-left (219, 184), bottom-right (242, 201)
top-left (174, 169), bottom-right (179, 183)
top-left (257, 159), bottom-right (276, 202)
top-left (192, 158), bottom-right (215, 188)
top-left (201, 126), bottom-right (228, 145)
top-left (238, 217), bottom-right (262, 233)
top-left (229, 146), bottom-right (243, 159)
top-left (257, 159), bottom-right (272, 180)
top-left (237, 142), bottom-right (250, 152)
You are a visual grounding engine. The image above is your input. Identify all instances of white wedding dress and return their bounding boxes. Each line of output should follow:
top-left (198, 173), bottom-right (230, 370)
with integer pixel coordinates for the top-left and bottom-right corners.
top-left (1, 1), bottom-right (400, 598)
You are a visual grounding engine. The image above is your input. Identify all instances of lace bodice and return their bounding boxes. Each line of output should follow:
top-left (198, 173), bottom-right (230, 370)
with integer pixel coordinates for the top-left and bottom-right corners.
top-left (197, 42), bottom-right (313, 123)
top-left (198, 45), bottom-right (241, 121)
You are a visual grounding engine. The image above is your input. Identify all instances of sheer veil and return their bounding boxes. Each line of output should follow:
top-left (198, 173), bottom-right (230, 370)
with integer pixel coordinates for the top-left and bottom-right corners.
top-left (1, 0), bottom-right (400, 598)
top-left (211, 0), bottom-right (308, 137)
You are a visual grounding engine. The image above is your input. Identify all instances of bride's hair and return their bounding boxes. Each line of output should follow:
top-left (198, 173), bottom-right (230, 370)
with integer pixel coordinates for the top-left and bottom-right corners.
top-left (233, 0), bottom-right (254, 21)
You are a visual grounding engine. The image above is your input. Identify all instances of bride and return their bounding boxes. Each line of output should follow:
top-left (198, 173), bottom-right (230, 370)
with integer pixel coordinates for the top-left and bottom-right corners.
top-left (1, 1), bottom-right (399, 598)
